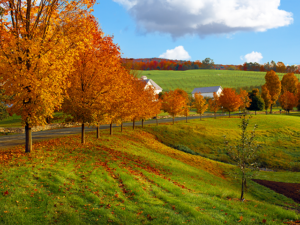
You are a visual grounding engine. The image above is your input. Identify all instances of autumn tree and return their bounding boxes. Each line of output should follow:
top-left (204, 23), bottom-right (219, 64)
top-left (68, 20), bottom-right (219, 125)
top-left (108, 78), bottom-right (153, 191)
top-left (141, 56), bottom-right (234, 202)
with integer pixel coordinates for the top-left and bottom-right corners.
top-left (279, 91), bottom-right (297, 114)
top-left (62, 22), bottom-right (123, 143)
top-left (281, 73), bottom-right (298, 94)
top-left (239, 89), bottom-right (252, 114)
top-left (193, 92), bottom-right (208, 120)
top-left (0, 0), bottom-right (95, 152)
top-left (264, 70), bottom-right (281, 113)
top-left (208, 92), bottom-right (221, 119)
top-left (162, 89), bottom-right (187, 124)
top-left (276, 62), bottom-right (286, 73)
top-left (261, 85), bottom-right (271, 111)
top-left (219, 88), bottom-right (241, 118)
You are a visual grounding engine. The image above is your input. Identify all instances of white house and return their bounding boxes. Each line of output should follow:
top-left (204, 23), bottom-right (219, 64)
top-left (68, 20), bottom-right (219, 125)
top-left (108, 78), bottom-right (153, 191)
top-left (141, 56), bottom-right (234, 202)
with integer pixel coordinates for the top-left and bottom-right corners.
top-left (140, 76), bottom-right (163, 95)
top-left (192, 86), bottom-right (222, 98)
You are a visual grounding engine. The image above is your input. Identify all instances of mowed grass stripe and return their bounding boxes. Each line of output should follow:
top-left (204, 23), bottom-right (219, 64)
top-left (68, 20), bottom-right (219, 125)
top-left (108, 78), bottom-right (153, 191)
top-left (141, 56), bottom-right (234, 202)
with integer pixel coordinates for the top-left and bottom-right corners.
top-left (0, 115), bottom-right (299, 224)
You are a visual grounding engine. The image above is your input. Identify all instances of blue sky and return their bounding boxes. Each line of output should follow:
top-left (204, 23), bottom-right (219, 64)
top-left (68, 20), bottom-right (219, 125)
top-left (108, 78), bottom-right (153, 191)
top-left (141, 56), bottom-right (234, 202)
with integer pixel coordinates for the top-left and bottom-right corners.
top-left (93, 0), bottom-right (300, 65)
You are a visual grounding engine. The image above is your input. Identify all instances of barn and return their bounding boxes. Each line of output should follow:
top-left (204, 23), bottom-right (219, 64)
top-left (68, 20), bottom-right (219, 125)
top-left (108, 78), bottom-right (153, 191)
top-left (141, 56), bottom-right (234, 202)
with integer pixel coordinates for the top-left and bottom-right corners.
top-left (192, 86), bottom-right (222, 98)
top-left (140, 76), bottom-right (163, 95)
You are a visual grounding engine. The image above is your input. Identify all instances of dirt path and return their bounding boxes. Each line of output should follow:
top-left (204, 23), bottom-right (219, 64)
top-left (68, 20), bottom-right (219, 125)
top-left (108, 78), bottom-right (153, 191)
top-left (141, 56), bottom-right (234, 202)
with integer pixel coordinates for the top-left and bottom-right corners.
top-left (253, 179), bottom-right (300, 204)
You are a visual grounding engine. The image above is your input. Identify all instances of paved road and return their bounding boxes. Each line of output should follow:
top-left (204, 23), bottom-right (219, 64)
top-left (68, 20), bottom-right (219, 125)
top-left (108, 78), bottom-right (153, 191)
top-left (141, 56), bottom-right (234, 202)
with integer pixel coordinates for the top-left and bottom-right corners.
top-left (0, 114), bottom-right (226, 149)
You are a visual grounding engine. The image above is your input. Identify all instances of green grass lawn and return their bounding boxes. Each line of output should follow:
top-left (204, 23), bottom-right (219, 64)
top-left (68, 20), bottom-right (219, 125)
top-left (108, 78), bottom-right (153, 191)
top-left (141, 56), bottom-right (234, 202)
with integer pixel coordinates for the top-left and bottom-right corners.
top-left (139, 69), bottom-right (296, 93)
top-left (0, 114), bottom-right (299, 224)
top-left (0, 112), bottom-right (66, 128)
top-left (145, 113), bottom-right (300, 172)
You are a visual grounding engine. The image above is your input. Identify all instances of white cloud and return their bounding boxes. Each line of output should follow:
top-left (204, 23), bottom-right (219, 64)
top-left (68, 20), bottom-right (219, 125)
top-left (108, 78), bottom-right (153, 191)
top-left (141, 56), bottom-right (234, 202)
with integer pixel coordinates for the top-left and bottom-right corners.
top-left (243, 51), bottom-right (263, 63)
top-left (113, 0), bottom-right (293, 38)
top-left (159, 46), bottom-right (191, 60)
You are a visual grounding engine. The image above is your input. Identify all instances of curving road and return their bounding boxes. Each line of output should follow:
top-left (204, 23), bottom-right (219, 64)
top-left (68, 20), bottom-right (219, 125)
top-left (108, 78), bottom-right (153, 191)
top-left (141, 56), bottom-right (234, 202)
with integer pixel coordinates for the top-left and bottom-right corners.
top-left (0, 113), bottom-right (229, 149)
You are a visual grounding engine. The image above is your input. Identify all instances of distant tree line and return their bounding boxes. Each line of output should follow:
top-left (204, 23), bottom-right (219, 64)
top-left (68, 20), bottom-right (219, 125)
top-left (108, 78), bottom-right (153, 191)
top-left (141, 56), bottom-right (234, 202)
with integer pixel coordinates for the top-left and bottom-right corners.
top-left (123, 57), bottom-right (300, 74)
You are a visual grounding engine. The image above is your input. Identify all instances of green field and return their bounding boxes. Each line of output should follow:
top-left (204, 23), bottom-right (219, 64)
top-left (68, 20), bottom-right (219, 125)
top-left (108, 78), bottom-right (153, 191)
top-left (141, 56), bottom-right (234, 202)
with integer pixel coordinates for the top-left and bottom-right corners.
top-left (140, 70), bottom-right (300, 93)
top-left (0, 114), bottom-right (299, 224)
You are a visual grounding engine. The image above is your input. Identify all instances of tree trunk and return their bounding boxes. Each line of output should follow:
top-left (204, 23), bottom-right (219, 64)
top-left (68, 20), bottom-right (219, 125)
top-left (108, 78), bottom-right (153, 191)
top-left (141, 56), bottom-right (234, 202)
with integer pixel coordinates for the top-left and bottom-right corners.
top-left (172, 116), bottom-right (175, 125)
top-left (200, 113), bottom-right (202, 121)
top-left (214, 112), bottom-right (216, 119)
top-left (255, 110), bottom-right (256, 115)
top-left (81, 123), bottom-right (85, 144)
top-left (186, 115), bottom-right (188, 123)
top-left (240, 174), bottom-right (245, 201)
top-left (121, 122), bottom-right (123, 132)
top-left (229, 111), bottom-right (231, 118)
top-left (25, 123), bottom-right (32, 153)
top-left (96, 126), bottom-right (100, 139)
top-left (270, 104), bottom-right (273, 114)
top-left (156, 114), bottom-right (158, 126)
top-left (266, 110), bottom-right (267, 115)
top-left (110, 123), bottom-right (113, 135)
top-left (133, 119), bottom-right (135, 130)
top-left (142, 119), bottom-right (144, 128)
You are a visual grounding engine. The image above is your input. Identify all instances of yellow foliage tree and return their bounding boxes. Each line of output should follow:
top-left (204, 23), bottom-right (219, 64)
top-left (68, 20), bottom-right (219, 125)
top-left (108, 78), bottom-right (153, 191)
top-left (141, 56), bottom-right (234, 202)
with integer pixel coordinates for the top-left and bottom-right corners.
top-left (0, 0), bottom-right (95, 152)
top-left (264, 70), bottom-right (281, 113)
top-left (239, 89), bottom-right (252, 113)
top-left (162, 89), bottom-right (187, 124)
top-left (193, 92), bottom-right (208, 120)
top-left (261, 84), bottom-right (271, 111)
top-left (208, 92), bottom-right (221, 119)
top-left (281, 73), bottom-right (298, 94)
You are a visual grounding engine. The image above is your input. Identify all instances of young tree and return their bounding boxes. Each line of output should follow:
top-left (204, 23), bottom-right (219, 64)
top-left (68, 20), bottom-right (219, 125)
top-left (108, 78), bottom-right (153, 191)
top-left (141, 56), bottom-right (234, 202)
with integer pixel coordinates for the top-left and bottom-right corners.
top-left (0, 0), bottom-right (95, 152)
top-left (281, 73), bottom-right (298, 94)
top-left (162, 89), bottom-right (187, 124)
top-left (264, 70), bottom-right (281, 113)
top-left (261, 84), bottom-right (271, 111)
top-left (193, 92), bottom-right (208, 120)
top-left (208, 92), bottom-right (221, 119)
top-left (279, 91), bottom-right (297, 114)
top-left (219, 88), bottom-right (241, 118)
top-left (224, 115), bottom-right (260, 201)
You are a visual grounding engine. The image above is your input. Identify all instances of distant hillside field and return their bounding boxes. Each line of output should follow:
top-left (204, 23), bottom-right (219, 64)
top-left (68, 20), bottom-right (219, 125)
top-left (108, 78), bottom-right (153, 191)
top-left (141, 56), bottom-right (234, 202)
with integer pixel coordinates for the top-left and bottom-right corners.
top-left (139, 70), bottom-right (298, 93)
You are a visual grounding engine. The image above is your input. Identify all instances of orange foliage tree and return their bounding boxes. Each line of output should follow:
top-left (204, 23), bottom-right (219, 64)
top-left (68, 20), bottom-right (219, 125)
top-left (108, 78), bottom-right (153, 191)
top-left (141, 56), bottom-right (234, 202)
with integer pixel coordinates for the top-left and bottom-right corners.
top-left (281, 73), bottom-right (298, 94)
top-left (219, 88), bottom-right (241, 118)
top-left (279, 91), bottom-right (297, 114)
top-left (62, 22), bottom-right (123, 143)
top-left (261, 84), bottom-right (271, 111)
top-left (208, 92), bottom-right (221, 119)
top-left (0, 0), bottom-right (95, 152)
top-left (193, 92), bottom-right (208, 120)
top-left (162, 89), bottom-right (187, 124)
top-left (239, 89), bottom-right (252, 113)
top-left (264, 70), bottom-right (281, 113)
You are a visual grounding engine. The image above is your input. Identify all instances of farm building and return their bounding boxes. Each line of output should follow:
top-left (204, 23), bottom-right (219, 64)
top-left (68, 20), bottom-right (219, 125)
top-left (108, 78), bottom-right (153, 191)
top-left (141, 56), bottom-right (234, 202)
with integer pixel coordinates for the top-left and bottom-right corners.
top-left (192, 86), bottom-right (222, 98)
top-left (140, 76), bottom-right (163, 95)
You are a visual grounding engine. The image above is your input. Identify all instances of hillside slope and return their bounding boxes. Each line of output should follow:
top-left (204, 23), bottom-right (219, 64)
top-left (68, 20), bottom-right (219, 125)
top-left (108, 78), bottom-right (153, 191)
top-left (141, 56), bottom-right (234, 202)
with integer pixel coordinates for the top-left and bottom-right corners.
top-left (0, 121), bottom-right (299, 224)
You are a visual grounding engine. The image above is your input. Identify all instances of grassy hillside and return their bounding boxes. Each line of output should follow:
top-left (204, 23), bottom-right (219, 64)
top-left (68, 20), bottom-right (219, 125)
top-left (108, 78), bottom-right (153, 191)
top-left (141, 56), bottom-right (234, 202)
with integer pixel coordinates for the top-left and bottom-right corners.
top-left (0, 115), bottom-right (299, 224)
top-left (139, 70), bottom-right (300, 93)
top-left (146, 113), bottom-right (300, 171)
